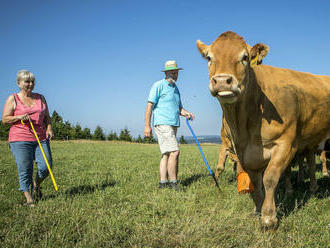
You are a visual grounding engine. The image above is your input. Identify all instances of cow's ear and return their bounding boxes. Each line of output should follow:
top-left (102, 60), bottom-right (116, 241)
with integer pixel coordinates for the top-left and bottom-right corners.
top-left (250, 43), bottom-right (269, 67)
top-left (197, 40), bottom-right (209, 59)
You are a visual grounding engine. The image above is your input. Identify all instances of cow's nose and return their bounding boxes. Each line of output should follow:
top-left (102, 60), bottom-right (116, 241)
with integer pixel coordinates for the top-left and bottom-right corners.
top-left (211, 75), bottom-right (233, 86)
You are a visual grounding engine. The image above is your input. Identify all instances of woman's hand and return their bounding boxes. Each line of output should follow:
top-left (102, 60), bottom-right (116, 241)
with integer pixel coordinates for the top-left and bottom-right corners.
top-left (46, 126), bottom-right (53, 140)
top-left (20, 114), bottom-right (31, 122)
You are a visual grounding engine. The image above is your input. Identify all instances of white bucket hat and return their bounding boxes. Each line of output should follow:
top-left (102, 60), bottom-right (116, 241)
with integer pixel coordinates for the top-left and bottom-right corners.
top-left (161, 60), bottom-right (183, 72)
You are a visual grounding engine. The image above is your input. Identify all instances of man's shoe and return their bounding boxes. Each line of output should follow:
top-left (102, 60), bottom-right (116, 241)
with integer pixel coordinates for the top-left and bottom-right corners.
top-left (168, 182), bottom-right (179, 191)
top-left (159, 182), bottom-right (168, 189)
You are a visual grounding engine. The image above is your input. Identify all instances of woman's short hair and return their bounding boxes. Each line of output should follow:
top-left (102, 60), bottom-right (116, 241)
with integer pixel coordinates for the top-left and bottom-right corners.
top-left (16, 70), bottom-right (35, 84)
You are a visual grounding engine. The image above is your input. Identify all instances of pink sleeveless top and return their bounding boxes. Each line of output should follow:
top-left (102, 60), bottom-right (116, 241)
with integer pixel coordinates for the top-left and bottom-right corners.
top-left (8, 93), bottom-right (47, 142)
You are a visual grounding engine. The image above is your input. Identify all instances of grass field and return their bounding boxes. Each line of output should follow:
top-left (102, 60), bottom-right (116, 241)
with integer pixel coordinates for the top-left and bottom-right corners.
top-left (0, 141), bottom-right (329, 248)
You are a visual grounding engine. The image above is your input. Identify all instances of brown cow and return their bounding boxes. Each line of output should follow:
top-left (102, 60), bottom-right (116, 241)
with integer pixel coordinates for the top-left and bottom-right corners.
top-left (219, 126), bottom-right (316, 196)
top-left (216, 44), bottom-right (265, 194)
top-left (284, 151), bottom-right (318, 195)
top-left (197, 31), bottom-right (330, 229)
top-left (287, 139), bottom-right (330, 193)
top-left (285, 139), bottom-right (330, 195)
top-left (216, 116), bottom-right (244, 179)
top-left (216, 116), bottom-right (254, 194)
top-left (289, 152), bottom-right (308, 184)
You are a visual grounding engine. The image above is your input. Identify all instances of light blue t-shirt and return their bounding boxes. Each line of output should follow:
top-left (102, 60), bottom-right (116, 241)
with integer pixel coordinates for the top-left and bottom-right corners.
top-left (148, 79), bottom-right (183, 127)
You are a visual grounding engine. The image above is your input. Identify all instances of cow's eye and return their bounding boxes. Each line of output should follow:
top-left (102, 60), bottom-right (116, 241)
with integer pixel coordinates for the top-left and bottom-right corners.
top-left (206, 56), bottom-right (212, 66)
top-left (241, 54), bottom-right (248, 65)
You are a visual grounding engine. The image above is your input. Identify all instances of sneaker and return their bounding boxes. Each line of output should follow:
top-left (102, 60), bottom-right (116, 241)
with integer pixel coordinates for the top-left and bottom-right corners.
top-left (168, 182), bottom-right (179, 191)
top-left (158, 182), bottom-right (168, 189)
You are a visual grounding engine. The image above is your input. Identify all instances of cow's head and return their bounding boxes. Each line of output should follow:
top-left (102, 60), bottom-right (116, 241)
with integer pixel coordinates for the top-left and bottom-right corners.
top-left (197, 31), bottom-right (269, 104)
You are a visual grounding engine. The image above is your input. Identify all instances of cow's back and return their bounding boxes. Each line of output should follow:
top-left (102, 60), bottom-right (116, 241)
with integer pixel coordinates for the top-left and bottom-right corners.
top-left (253, 65), bottom-right (330, 150)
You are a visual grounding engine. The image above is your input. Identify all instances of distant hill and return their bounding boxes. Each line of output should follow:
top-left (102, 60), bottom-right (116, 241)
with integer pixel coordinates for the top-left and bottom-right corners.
top-left (182, 135), bottom-right (221, 144)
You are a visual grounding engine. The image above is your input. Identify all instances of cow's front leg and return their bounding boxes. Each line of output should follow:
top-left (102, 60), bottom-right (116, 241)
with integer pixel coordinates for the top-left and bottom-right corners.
top-left (306, 151), bottom-right (318, 193)
top-left (248, 170), bottom-right (264, 215)
top-left (261, 145), bottom-right (296, 229)
top-left (215, 144), bottom-right (227, 180)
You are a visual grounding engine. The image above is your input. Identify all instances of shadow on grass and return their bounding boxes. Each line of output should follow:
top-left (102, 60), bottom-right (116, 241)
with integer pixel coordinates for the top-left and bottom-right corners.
top-left (41, 179), bottom-right (116, 200)
top-left (64, 180), bottom-right (116, 198)
top-left (276, 170), bottom-right (329, 220)
top-left (180, 174), bottom-right (206, 187)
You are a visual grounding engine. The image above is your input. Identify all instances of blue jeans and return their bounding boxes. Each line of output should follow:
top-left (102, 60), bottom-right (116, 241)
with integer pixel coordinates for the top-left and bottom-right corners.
top-left (9, 140), bottom-right (53, 192)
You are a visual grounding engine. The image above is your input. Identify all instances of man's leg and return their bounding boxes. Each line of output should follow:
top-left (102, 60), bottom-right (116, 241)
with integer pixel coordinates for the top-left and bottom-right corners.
top-left (168, 150), bottom-right (180, 190)
top-left (168, 150), bottom-right (180, 181)
top-left (158, 153), bottom-right (169, 188)
top-left (168, 125), bottom-right (179, 182)
top-left (154, 125), bottom-right (179, 189)
top-left (160, 153), bottom-right (169, 181)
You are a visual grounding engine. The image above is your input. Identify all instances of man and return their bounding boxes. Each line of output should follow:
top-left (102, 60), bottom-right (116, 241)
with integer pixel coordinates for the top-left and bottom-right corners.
top-left (144, 60), bottom-right (194, 190)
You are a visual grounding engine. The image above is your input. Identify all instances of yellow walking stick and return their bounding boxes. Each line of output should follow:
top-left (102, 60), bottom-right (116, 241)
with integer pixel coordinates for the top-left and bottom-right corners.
top-left (21, 120), bottom-right (58, 191)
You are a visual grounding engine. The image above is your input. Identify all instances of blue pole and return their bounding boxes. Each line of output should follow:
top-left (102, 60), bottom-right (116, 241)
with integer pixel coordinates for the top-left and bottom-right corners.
top-left (186, 118), bottom-right (220, 190)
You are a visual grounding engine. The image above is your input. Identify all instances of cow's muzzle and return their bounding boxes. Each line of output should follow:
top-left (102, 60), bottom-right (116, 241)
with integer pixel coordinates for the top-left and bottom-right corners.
top-left (209, 74), bottom-right (241, 101)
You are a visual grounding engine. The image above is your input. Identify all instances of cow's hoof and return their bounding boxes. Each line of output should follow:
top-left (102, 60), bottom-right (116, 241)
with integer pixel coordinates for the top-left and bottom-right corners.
top-left (261, 216), bottom-right (278, 230)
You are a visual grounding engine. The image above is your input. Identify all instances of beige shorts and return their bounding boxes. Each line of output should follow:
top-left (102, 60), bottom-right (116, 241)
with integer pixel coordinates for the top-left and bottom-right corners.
top-left (154, 125), bottom-right (179, 155)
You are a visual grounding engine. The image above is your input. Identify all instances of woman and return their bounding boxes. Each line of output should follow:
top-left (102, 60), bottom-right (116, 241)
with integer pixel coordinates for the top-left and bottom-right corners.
top-left (2, 70), bottom-right (53, 206)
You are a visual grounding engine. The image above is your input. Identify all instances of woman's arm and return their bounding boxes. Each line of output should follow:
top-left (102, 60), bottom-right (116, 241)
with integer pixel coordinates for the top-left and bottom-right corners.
top-left (40, 95), bottom-right (53, 139)
top-left (2, 95), bottom-right (30, 124)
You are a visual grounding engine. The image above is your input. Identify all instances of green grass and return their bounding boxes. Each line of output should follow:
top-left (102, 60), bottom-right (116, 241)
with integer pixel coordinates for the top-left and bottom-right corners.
top-left (0, 141), bottom-right (329, 248)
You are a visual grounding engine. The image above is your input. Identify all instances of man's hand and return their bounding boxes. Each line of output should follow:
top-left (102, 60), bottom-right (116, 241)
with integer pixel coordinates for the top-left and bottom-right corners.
top-left (183, 111), bottom-right (195, 120)
top-left (184, 112), bottom-right (195, 120)
top-left (144, 102), bottom-right (153, 137)
top-left (144, 126), bottom-right (152, 137)
top-left (180, 108), bottom-right (194, 120)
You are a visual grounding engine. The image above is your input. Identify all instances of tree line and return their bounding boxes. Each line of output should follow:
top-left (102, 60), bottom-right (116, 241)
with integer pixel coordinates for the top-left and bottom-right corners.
top-left (0, 110), bottom-right (187, 143)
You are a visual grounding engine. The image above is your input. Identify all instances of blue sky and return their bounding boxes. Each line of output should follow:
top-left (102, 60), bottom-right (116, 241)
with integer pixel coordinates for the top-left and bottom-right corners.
top-left (1, 0), bottom-right (330, 137)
